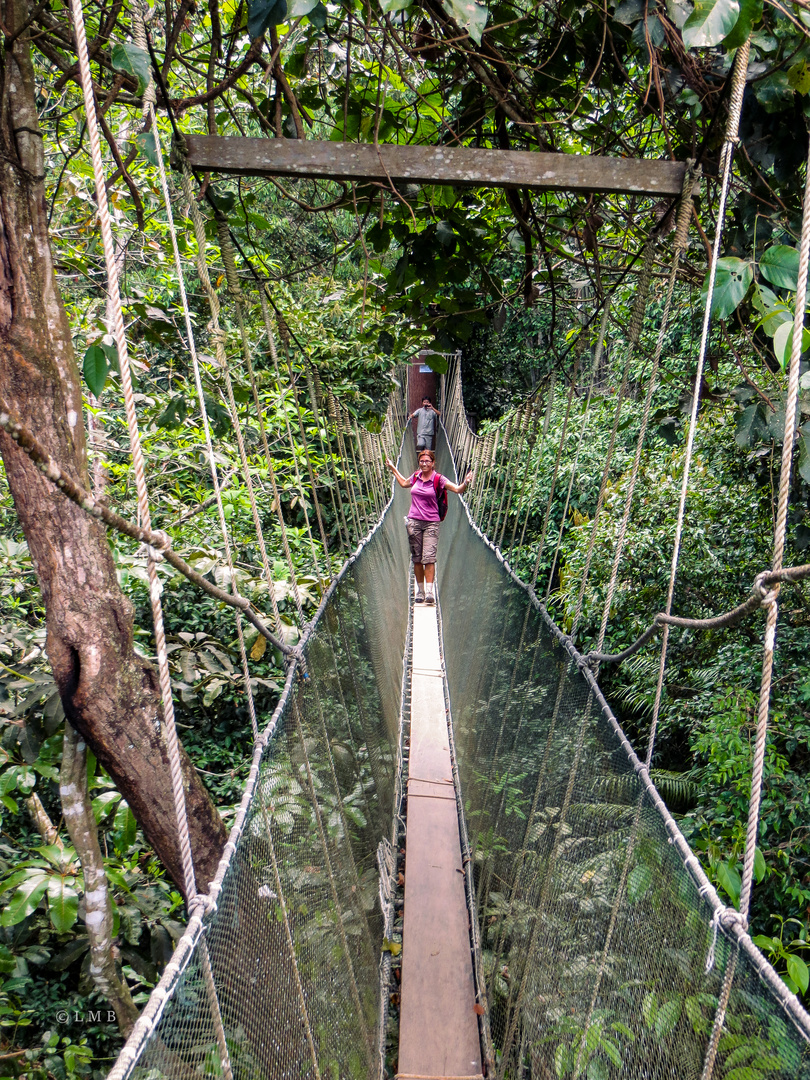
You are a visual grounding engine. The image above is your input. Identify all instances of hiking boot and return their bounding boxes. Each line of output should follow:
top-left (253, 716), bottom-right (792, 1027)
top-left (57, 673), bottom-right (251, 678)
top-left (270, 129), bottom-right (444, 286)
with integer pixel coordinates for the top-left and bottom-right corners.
top-left (415, 589), bottom-right (425, 603)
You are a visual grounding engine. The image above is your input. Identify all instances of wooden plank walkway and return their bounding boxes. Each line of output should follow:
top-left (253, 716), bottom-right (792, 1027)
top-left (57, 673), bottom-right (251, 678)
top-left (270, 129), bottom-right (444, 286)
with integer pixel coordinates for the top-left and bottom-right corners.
top-left (397, 601), bottom-right (483, 1080)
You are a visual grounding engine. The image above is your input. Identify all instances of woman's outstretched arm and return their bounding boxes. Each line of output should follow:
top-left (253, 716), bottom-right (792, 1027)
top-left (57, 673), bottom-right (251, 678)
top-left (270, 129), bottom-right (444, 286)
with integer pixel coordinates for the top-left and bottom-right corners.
top-left (385, 457), bottom-right (413, 488)
top-left (445, 470), bottom-right (474, 495)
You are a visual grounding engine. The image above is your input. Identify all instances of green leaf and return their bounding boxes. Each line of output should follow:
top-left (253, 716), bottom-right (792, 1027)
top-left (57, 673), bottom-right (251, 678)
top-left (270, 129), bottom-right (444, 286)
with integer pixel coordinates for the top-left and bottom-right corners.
top-left (717, 861), bottom-right (741, 908)
top-left (787, 954), bottom-right (810, 994)
top-left (798, 422), bottom-right (810, 483)
top-left (702, 258), bottom-right (752, 320)
top-left (287, 0), bottom-right (318, 13)
top-left (157, 394), bottom-right (188, 430)
top-left (753, 847), bottom-right (767, 883)
top-left (641, 991), bottom-right (658, 1028)
top-left (442, 0), bottom-right (489, 44)
top-left (83, 344), bottom-right (109, 398)
top-left (114, 804), bottom-right (138, 851)
top-left (247, 0), bottom-right (288, 38)
top-left (47, 879), bottom-right (79, 934)
top-left (0, 944), bottom-right (15, 974)
top-left (1, 872), bottom-right (49, 926)
top-left (735, 403), bottom-right (767, 447)
top-left (586, 1058), bottom-right (608, 1080)
top-left (682, 0), bottom-right (739, 47)
top-left (723, 0), bottom-right (762, 48)
top-left (772, 321), bottom-right (810, 370)
top-left (110, 43), bottom-right (151, 97)
top-left (654, 998), bottom-right (683, 1038)
top-left (626, 864), bottom-right (653, 902)
top-left (760, 245), bottom-right (800, 291)
top-left (788, 59), bottom-right (810, 96)
top-left (754, 70), bottom-right (793, 114)
top-left (307, 1), bottom-right (327, 27)
top-left (49, 935), bottom-right (90, 971)
top-left (615, 0), bottom-right (644, 24)
top-left (135, 131), bottom-right (159, 167)
top-left (601, 1038), bottom-right (623, 1068)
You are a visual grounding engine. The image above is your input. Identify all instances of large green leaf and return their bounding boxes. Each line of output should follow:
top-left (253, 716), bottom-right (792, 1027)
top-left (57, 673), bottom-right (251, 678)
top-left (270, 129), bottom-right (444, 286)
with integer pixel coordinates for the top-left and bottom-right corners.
top-left (787, 954), bottom-right (810, 995)
top-left (110, 43), bottom-right (151, 96)
top-left (702, 258), bottom-right (752, 320)
top-left (247, 0), bottom-right (288, 39)
top-left (83, 344), bottom-right (109, 399)
top-left (442, 0), bottom-right (489, 44)
top-left (760, 245), bottom-right (800, 291)
top-left (716, 861), bottom-right (741, 908)
top-left (47, 879), bottom-right (79, 934)
top-left (723, 0), bottom-right (762, 48)
top-left (798, 422), bottom-right (810, 483)
top-left (682, 0), bottom-right (739, 47)
top-left (735, 404), bottom-right (767, 447)
top-left (626, 864), bottom-right (653, 902)
top-left (287, 0), bottom-right (318, 13)
top-left (654, 998), bottom-right (682, 1038)
top-left (1, 871), bottom-right (49, 926)
top-left (379, 0), bottom-right (413, 11)
top-left (772, 320), bottom-right (810, 370)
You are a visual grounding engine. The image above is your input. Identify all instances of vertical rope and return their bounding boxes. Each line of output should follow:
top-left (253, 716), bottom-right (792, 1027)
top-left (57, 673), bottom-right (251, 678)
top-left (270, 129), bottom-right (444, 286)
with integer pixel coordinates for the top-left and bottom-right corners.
top-left (68, 0), bottom-right (197, 906)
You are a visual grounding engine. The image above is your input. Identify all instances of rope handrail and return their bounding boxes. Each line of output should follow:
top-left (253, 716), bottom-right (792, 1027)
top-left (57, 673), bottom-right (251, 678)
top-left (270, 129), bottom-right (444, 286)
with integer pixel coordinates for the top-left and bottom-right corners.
top-left (582, 563), bottom-right (810, 664)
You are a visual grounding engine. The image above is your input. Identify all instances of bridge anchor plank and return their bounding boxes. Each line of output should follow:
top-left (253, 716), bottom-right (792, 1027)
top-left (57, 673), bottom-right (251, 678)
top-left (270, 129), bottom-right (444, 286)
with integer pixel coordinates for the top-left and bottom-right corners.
top-left (179, 136), bottom-right (687, 197)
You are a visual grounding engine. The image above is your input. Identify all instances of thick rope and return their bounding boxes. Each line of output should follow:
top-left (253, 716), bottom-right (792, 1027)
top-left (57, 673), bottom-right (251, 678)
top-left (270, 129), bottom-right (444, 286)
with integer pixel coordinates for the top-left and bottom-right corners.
top-left (576, 167), bottom-right (696, 656)
top-left (150, 117), bottom-right (277, 754)
top-left (545, 304), bottom-right (609, 600)
top-left (68, 0), bottom-right (197, 904)
top-left (738, 129), bottom-right (810, 923)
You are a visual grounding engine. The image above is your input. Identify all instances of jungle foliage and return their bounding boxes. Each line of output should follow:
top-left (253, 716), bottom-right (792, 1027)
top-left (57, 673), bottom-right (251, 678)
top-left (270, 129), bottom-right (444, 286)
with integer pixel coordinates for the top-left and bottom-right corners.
top-left (0, 0), bottom-right (809, 1074)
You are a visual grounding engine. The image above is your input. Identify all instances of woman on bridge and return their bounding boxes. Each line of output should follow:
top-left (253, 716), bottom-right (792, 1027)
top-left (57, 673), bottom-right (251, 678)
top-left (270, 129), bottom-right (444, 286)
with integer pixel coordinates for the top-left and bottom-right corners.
top-left (385, 450), bottom-right (473, 605)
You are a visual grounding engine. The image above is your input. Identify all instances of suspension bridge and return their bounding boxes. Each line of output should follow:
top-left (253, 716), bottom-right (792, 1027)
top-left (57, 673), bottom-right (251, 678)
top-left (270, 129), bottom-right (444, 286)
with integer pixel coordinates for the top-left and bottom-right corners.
top-left (3, 6), bottom-right (810, 1078)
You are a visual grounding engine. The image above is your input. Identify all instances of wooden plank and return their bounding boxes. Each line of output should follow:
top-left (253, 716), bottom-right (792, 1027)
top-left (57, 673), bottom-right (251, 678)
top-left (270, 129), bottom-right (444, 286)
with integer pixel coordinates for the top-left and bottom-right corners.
top-left (180, 136), bottom-right (686, 197)
top-left (398, 603), bottom-right (483, 1080)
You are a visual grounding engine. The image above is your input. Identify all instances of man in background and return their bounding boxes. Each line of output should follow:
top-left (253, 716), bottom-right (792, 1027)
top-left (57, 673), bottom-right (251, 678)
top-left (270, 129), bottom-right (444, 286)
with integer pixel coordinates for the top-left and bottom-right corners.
top-left (409, 396), bottom-right (440, 451)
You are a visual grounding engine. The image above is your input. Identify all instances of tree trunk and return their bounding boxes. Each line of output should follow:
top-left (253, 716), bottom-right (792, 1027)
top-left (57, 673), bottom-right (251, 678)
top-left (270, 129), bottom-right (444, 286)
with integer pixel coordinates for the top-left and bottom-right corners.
top-left (0, 0), bottom-right (225, 897)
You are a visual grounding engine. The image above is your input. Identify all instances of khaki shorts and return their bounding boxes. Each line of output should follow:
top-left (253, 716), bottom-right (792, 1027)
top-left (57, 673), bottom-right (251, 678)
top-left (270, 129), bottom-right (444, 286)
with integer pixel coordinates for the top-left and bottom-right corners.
top-left (406, 518), bottom-right (441, 564)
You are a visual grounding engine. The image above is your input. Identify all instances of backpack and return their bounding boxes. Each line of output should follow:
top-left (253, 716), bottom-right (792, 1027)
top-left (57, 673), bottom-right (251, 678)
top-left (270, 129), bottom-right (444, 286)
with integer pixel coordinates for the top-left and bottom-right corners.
top-left (433, 473), bottom-right (448, 521)
top-left (410, 472), bottom-right (448, 521)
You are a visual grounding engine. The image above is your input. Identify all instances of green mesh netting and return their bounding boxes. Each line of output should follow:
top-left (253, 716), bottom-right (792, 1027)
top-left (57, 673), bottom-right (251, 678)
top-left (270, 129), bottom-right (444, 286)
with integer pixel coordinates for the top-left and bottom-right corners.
top-left (112, 429), bottom-right (810, 1080)
top-left (434, 433), bottom-right (810, 1080)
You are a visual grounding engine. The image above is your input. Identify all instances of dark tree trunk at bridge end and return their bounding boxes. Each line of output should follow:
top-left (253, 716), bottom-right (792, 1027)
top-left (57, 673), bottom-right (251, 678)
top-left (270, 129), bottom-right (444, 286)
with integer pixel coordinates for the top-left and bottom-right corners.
top-left (0, 0), bottom-right (226, 897)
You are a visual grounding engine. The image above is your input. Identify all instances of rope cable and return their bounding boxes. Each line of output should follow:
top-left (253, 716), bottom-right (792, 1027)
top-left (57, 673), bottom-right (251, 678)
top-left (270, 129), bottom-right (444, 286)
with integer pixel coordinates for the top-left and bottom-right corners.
top-left (68, 0), bottom-right (197, 904)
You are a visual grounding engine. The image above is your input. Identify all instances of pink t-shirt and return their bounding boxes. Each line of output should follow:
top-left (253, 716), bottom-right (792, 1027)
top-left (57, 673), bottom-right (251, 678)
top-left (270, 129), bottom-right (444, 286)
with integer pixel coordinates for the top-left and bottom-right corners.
top-left (409, 471), bottom-right (446, 522)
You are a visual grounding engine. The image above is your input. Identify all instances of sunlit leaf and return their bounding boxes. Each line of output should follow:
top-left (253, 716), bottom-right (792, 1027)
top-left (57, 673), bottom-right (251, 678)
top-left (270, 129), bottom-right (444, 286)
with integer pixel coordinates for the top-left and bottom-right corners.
top-left (760, 245), bottom-right (800, 291)
top-left (442, 0), bottom-right (489, 44)
top-left (723, 0), bottom-right (762, 48)
top-left (682, 0), bottom-right (739, 46)
top-left (110, 43), bottom-right (151, 96)
top-left (716, 861), bottom-right (741, 908)
top-left (135, 131), bottom-right (159, 168)
top-left (83, 344), bottom-right (109, 399)
top-left (1, 872), bottom-right (49, 926)
top-left (787, 954), bottom-right (809, 994)
top-left (47, 878), bottom-right (79, 934)
top-left (702, 257), bottom-right (752, 320)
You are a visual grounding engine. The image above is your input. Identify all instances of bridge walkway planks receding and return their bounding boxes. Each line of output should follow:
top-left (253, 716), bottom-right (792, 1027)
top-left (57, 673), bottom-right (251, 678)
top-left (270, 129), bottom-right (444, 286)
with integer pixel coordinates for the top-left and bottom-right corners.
top-left (397, 598), bottom-right (483, 1080)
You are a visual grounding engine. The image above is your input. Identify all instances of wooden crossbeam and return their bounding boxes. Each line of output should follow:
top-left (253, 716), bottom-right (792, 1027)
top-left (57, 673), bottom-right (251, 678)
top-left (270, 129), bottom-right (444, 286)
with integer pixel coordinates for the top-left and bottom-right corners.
top-left (180, 136), bottom-right (686, 197)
